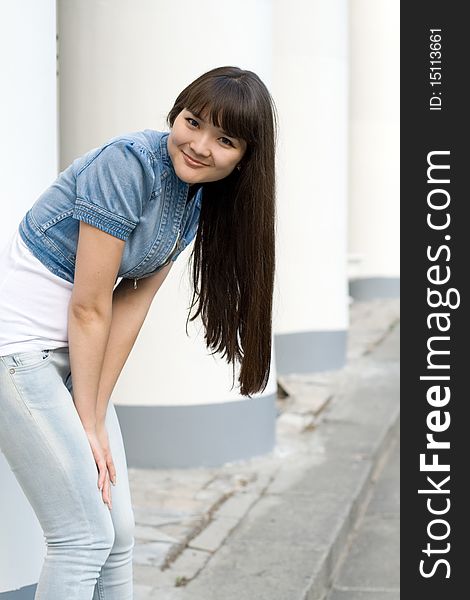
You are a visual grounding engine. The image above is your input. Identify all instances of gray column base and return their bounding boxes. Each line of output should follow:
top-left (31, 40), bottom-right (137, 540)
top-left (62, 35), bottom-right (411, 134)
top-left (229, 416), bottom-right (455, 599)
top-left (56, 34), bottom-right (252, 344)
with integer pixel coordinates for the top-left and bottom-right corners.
top-left (349, 277), bottom-right (400, 300)
top-left (274, 330), bottom-right (347, 376)
top-left (0, 585), bottom-right (36, 599)
top-left (116, 393), bottom-right (277, 469)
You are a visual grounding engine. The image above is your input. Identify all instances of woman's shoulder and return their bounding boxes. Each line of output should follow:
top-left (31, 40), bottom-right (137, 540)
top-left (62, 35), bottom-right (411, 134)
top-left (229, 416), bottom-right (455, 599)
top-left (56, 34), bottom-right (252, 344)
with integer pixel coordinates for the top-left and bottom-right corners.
top-left (71, 129), bottom-right (169, 178)
top-left (104, 129), bottom-right (172, 173)
top-left (104, 129), bottom-right (168, 158)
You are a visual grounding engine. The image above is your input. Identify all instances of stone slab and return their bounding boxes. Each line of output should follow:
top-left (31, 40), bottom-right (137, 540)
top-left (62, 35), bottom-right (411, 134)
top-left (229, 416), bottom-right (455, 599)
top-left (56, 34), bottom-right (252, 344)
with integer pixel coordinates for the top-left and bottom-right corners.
top-left (327, 589), bottom-right (399, 600)
top-left (333, 515), bottom-right (400, 590)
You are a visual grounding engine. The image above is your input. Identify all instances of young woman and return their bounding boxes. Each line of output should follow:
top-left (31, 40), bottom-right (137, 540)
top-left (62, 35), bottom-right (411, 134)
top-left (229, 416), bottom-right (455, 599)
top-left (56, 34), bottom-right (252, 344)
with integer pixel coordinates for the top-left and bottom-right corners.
top-left (0, 65), bottom-right (276, 598)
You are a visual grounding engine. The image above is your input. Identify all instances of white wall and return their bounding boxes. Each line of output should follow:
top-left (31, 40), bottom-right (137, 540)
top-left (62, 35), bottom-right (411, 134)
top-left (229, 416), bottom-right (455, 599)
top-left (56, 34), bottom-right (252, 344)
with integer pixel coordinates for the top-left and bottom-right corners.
top-left (0, 1), bottom-right (56, 590)
top-left (0, 0), bottom-right (58, 247)
top-left (272, 0), bottom-right (350, 334)
top-left (348, 0), bottom-right (400, 279)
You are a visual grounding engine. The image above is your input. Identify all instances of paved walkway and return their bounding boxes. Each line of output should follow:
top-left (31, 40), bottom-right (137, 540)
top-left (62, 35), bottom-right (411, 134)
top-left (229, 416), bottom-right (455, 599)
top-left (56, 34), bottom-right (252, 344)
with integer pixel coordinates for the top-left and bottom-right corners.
top-left (325, 426), bottom-right (400, 599)
top-left (131, 299), bottom-right (400, 599)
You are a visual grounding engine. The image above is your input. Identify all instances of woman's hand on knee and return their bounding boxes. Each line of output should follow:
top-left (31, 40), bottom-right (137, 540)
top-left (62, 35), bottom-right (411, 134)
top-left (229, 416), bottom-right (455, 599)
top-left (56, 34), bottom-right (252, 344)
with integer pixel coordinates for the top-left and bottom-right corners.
top-left (85, 427), bottom-right (114, 510)
top-left (96, 422), bottom-right (117, 486)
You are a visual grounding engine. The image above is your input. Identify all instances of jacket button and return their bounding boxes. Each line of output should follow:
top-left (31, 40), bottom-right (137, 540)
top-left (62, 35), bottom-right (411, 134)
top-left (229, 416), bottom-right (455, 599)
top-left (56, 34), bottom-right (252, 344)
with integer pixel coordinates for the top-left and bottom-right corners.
top-left (9, 368), bottom-right (15, 374)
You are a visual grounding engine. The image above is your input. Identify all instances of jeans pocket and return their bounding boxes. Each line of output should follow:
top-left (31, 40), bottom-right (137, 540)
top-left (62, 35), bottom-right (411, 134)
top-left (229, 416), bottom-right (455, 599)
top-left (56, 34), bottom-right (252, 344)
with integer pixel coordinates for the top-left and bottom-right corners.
top-left (7, 349), bottom-right (66, 410)
top-left (11, 349), bottom-right (54, 371)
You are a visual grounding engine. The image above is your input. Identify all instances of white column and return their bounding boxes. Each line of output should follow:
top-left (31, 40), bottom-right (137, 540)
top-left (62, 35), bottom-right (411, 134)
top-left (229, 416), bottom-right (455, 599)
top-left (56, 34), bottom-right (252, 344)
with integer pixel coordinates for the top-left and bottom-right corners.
top-left (0, 0), bottom-right (57, 594)
top-left (58, 0), bottom-right (276, 467)
top-left (348, 0), bottom-right (400, 299)
top-left (272, 0), bottom-right (349, 374)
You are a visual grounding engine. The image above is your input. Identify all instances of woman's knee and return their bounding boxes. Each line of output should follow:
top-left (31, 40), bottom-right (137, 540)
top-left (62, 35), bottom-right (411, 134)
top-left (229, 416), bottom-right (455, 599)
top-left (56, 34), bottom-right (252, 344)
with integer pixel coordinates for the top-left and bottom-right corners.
top-left (45, 512), bottom-right (115, 570)
top-left (92, 515), bottom-right (116, 554)
top-left (60, 514), bottom-right (115, 552)
top-left (111, 508), bottom-right (135, 553)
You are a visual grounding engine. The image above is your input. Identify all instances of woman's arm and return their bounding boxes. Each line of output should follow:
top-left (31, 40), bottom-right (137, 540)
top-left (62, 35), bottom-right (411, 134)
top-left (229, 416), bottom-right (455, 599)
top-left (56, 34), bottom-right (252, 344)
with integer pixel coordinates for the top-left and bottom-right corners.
top-left (68, 222), bottom-right (126, 432)
top-left (95, 262), bottom-right (173, 425)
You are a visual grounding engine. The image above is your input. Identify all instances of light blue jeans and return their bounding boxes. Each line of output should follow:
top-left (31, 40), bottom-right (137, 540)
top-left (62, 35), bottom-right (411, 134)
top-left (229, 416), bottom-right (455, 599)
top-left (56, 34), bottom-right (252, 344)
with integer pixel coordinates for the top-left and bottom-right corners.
top-left (0, 347), bottom-right (135, 599)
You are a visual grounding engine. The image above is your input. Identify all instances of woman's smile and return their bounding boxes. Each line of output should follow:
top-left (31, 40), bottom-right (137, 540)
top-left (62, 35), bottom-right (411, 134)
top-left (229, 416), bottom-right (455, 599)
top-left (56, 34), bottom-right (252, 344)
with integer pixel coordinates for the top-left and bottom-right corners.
top-left (181, 150), bottom-right (209, 168)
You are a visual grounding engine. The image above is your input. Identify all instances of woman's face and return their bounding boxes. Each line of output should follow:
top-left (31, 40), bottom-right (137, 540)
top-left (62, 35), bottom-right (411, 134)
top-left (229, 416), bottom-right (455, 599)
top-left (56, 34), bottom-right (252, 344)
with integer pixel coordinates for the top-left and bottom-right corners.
top-left (167, 109), bottom-right (247, 184)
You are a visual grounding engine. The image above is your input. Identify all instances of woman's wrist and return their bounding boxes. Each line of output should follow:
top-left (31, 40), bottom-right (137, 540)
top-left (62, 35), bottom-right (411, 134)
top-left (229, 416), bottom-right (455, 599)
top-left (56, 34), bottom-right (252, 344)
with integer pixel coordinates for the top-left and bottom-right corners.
top-left (82, 420), bottom-right (97, 434)
top-left (95, 418), bottom-right (106, 431)
top-left (95, 405), bottom-right (107, 429)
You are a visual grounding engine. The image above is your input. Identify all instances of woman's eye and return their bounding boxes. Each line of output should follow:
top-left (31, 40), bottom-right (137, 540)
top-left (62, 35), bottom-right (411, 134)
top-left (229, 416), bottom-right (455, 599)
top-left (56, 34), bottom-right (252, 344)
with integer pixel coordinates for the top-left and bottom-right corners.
top-left (186, 117), bottom-right (199, 127)
top-left (220, 137), bottom-right (234, 147)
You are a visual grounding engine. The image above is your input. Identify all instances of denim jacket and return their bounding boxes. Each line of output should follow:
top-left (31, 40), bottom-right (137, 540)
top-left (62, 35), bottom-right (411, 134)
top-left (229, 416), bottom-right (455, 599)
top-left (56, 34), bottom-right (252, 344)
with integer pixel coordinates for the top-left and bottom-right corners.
top-left (18, 130), bottom-right (201, 288)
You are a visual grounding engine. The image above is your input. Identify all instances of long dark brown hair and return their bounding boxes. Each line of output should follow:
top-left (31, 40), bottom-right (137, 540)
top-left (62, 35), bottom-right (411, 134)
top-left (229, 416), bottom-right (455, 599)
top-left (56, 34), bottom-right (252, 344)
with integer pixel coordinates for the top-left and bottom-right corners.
top-left (167, 66), bottom-right (277, 397)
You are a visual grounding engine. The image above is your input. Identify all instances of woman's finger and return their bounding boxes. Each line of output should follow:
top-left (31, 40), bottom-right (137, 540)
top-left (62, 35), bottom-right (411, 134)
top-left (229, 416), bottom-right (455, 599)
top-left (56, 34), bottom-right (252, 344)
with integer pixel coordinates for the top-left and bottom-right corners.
top-left (97, 457), bottom-right (107, 491)
top-left (107, 457), bottom-right (117, 486)
top-left (101, 471), bottom-right (112, 509)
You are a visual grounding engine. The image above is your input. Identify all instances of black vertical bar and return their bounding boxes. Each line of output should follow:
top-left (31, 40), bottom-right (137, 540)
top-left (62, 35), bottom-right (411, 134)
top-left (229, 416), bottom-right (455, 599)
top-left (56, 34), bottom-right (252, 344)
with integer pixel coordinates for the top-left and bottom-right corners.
top-left (401, 3), bottom-right (468, 597)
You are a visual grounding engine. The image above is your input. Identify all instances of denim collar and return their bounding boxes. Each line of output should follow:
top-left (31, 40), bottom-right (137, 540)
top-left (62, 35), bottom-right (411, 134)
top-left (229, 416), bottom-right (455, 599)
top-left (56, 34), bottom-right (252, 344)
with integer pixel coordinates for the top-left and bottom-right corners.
top-left (159, 131), bottom-right (172, 168)
top-left (158, 132), bottom-right (192, 200)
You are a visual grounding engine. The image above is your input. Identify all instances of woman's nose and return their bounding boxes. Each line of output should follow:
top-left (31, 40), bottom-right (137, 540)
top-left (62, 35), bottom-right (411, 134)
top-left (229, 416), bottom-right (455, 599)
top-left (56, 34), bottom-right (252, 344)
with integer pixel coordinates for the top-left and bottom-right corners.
top-left (190, 135), bottom-right (211, 158)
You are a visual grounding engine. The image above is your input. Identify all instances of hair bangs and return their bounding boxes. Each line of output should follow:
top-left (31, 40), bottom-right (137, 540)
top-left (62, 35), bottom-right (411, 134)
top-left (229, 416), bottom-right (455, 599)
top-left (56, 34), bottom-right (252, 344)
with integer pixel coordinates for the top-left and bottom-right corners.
top-left (182, 78), bottom-right (259, 145)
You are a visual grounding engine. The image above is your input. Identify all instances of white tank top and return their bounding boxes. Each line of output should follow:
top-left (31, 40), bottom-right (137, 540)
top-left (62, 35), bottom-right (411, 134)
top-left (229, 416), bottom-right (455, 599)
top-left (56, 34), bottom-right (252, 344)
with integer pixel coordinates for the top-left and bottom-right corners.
top-left (0, 227), bottom-right (73, 356)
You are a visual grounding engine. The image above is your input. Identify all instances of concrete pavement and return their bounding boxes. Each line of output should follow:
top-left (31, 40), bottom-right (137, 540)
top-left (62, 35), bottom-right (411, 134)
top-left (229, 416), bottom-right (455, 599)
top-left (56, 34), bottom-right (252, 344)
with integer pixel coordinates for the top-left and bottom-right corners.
top-left (131, 298), bottom-right (400, 599)
top-left (325, 427), bottom-right (400, 599)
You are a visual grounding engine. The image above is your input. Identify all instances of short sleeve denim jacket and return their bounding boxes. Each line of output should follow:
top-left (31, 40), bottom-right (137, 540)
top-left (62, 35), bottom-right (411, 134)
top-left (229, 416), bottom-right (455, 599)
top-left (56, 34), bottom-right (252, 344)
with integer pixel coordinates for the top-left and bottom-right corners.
top-left (18, 130), bottom-right (201, 286)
